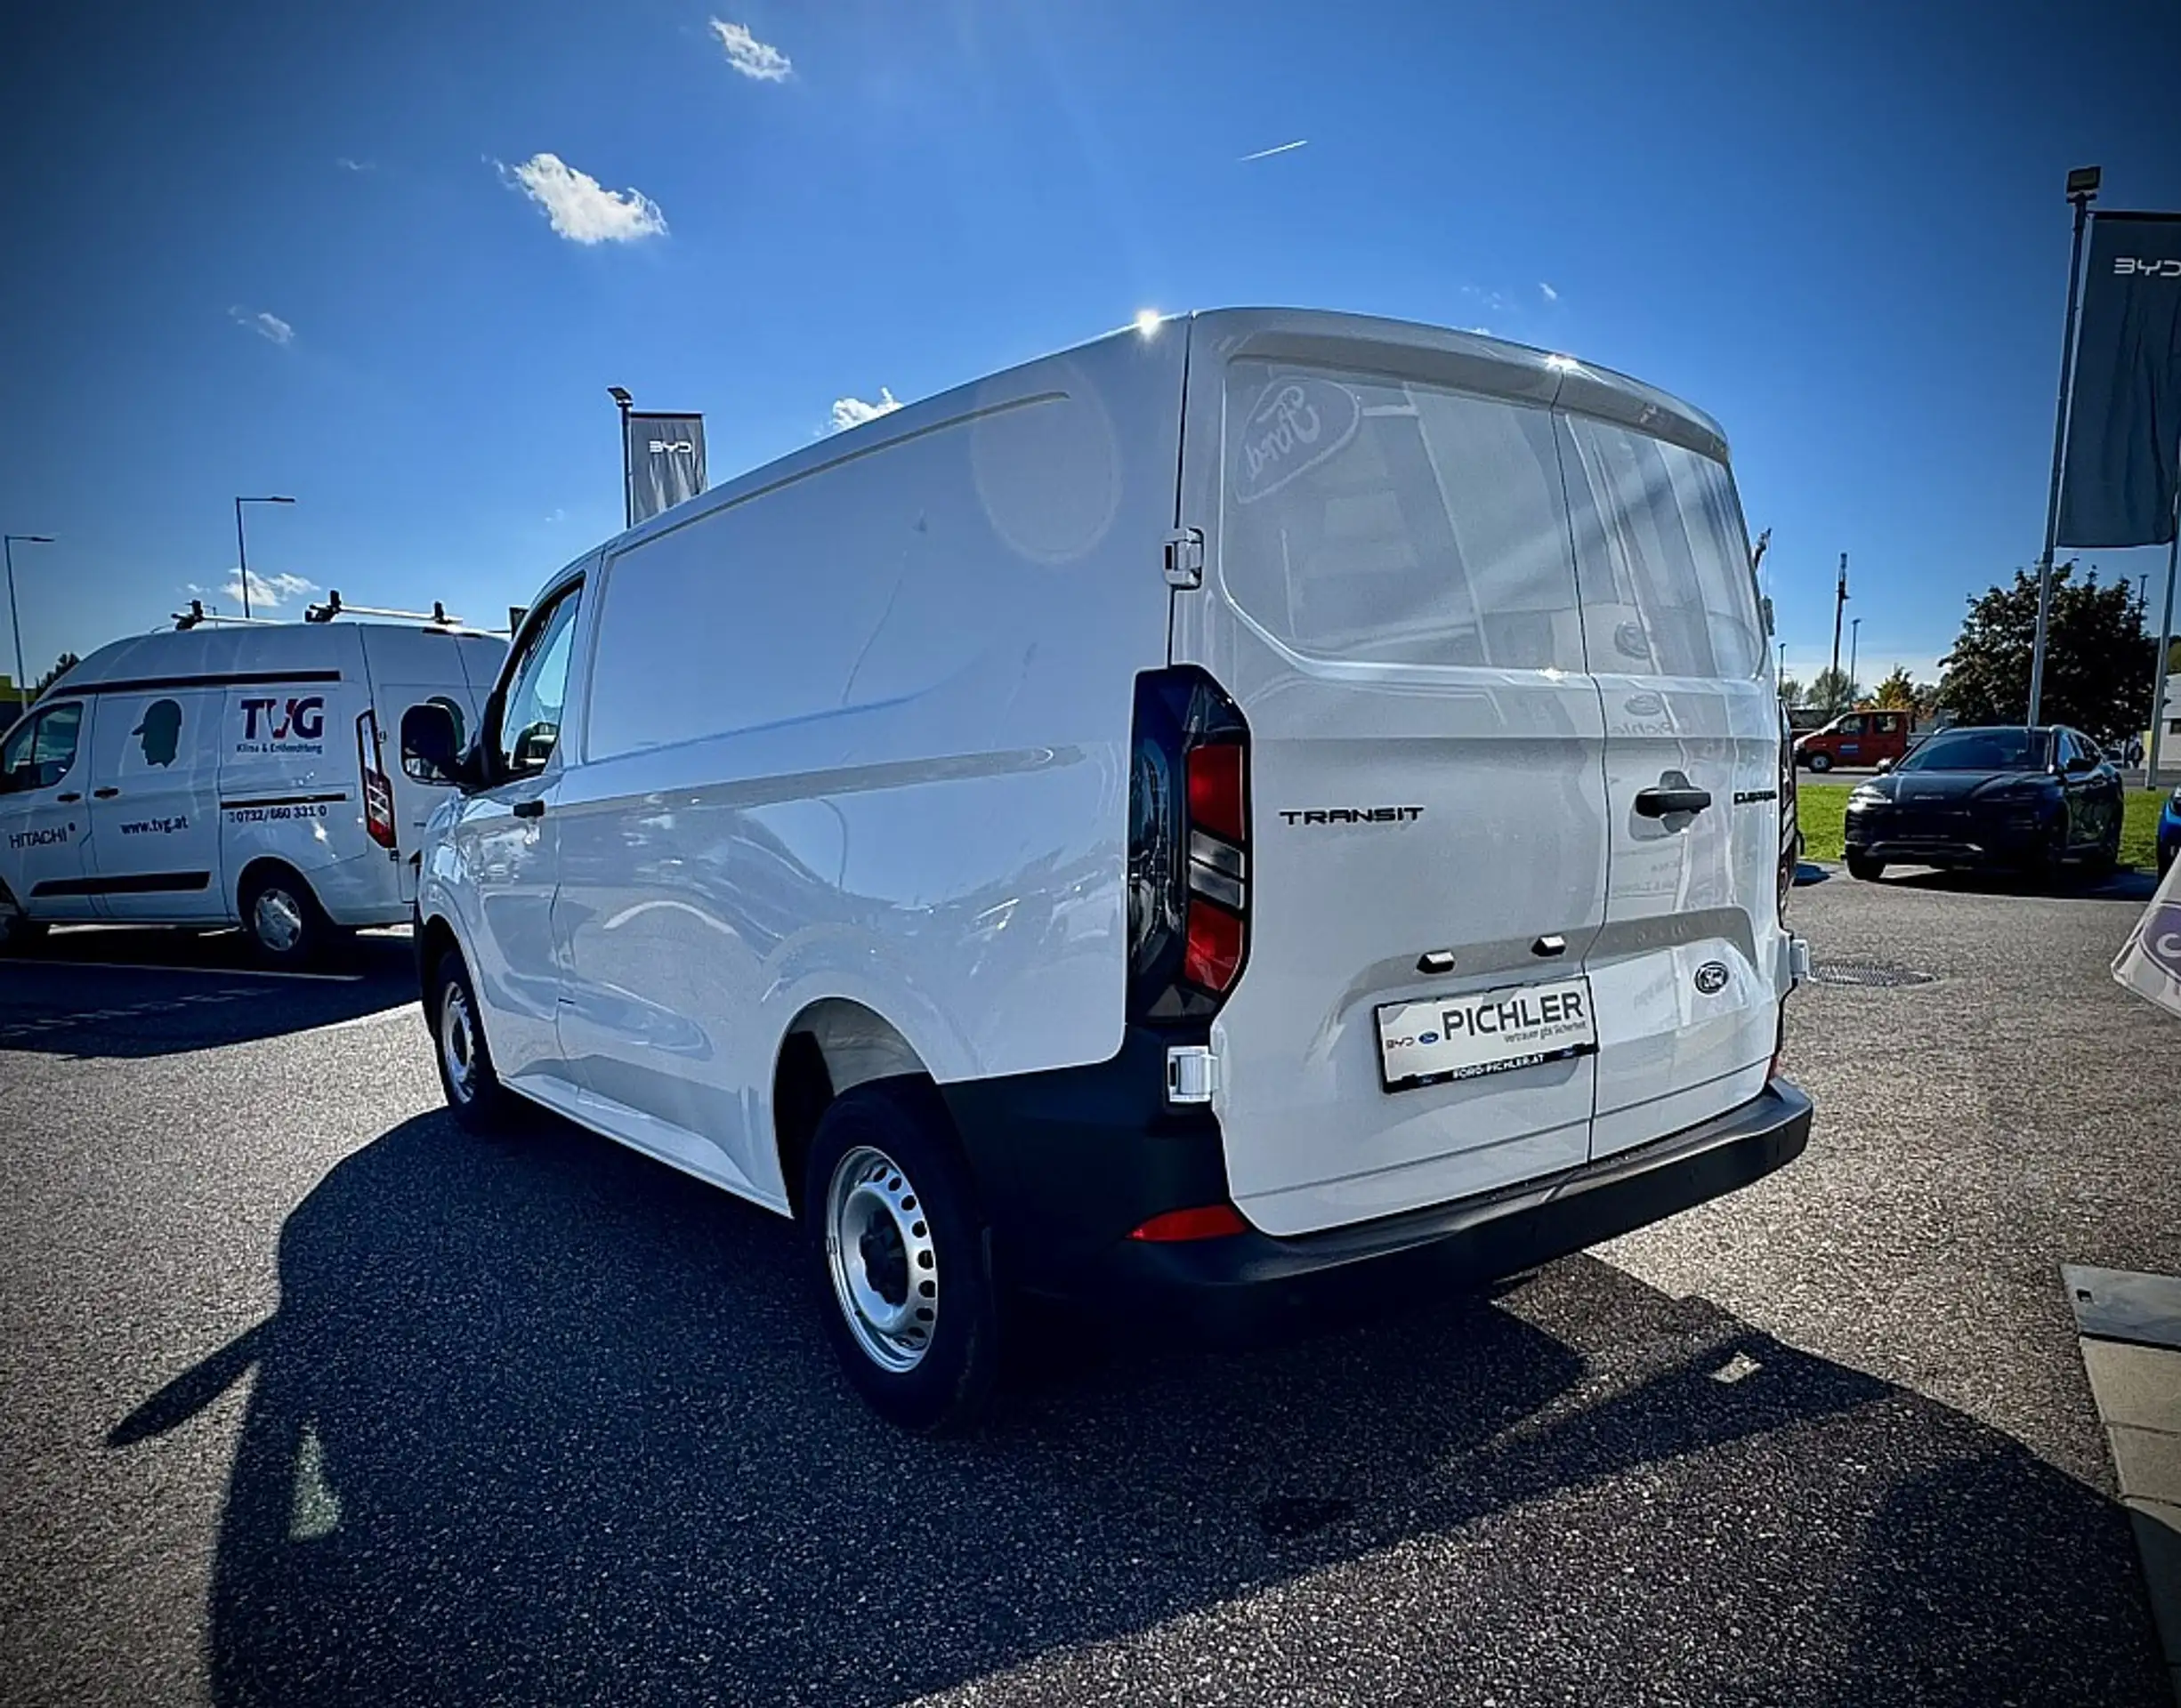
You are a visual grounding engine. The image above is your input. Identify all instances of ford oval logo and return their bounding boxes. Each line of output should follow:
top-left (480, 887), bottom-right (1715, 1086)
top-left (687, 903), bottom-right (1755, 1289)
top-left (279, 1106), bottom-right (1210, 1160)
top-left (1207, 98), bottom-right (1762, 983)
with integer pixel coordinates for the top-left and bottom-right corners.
top-left (1693, 962), bottom-right (1730, 995)
top-left (1232, 376), bottom-right (1361, 504)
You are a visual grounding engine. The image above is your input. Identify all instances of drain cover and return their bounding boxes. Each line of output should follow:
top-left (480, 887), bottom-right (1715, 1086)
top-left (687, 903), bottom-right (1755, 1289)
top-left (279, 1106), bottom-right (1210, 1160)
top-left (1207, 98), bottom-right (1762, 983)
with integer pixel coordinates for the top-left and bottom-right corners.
top-left (1809, 961), bottom-right (1939, 988)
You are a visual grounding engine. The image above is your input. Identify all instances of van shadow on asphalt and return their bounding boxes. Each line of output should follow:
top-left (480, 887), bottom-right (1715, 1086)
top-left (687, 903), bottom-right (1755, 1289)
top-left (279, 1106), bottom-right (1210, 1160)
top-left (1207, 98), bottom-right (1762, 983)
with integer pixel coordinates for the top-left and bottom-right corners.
top-left (0, 929), bottom-right (413, 1059)
top-left (108, 1111), bottom-right (2168, 1708)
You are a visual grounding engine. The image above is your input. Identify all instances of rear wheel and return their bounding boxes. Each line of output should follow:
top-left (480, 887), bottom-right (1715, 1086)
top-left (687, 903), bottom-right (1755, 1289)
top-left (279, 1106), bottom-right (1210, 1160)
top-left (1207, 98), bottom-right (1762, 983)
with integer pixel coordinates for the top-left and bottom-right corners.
top-left (0, 886), bottom-right (46, 953)
top-left (431, 949), bottom-right (515, 1132)
top-left (1846, 853), bottom-right (1885, 882)
top-left (1807, 752), bottom-right (1833, 774)
top-left (240, 866), bottom-right (331, 966)
top-left (804, 1080), bottom-right (999, 1434)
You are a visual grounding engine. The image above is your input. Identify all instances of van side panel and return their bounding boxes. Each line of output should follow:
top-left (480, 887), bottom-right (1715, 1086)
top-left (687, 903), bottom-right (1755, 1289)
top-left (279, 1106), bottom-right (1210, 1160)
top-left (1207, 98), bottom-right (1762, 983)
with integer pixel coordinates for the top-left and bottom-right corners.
top-left (551, 330), bottom-right (1186, 1203)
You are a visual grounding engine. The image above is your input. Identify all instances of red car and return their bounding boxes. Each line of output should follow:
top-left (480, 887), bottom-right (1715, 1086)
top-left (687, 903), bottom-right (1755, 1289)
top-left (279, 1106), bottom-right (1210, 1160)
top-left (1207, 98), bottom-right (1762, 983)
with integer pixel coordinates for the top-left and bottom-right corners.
top-left (1794, 709), bottom-right (1910, 773)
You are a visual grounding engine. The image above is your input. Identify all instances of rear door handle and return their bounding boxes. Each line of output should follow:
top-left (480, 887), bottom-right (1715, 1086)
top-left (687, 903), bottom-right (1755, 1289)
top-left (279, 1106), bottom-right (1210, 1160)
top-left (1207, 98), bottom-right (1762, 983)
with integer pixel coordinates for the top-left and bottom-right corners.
top-left (512, 798), bottom-right (546, 819)
top-left (1634, 786), bottom-right (1711, 818)
top-left (93, 786), bottom-right (121, 800)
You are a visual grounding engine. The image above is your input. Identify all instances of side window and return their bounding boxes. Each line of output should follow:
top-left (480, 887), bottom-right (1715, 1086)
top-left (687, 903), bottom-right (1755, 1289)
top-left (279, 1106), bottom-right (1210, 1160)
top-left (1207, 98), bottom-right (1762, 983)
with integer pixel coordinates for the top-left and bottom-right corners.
top-left (2053, 730), bottom-right (2079, 769)
top-left (1563, 416), bottom-right (1763, 680)
top-left (1836, 714), bottom-right (1865, 736)
top-left (0, 703), bottom-right (82, 793)
top-left (494, 586), bottom-right (584, 777)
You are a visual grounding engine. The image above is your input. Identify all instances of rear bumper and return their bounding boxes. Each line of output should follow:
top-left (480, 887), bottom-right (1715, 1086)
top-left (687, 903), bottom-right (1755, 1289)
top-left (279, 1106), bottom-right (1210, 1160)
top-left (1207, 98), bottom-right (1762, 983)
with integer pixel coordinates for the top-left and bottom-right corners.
top-left (942, 1038), bottom-right (1810, 1345)
top-left (1093, 1080), bottom-right (1811, 1343)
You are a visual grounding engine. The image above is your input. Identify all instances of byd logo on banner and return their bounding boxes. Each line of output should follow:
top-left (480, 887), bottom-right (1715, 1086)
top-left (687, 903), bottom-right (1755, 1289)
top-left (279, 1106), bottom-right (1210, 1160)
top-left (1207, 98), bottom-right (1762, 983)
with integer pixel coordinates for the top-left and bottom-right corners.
top-left (648, 439), bottom-right (696, 455)
top-left (240, 696), bottom-right (327, 742)
top-left (2113, 257), bottom-right (2181, 278)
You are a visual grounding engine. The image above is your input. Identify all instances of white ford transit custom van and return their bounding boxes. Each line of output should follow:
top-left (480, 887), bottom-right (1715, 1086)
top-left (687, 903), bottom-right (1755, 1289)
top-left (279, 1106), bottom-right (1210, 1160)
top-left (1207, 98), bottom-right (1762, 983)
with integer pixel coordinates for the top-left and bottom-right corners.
top-left (408, 309), bottom-right (1812, 1430)
top-left (0, 617), bottom-right (505, 962)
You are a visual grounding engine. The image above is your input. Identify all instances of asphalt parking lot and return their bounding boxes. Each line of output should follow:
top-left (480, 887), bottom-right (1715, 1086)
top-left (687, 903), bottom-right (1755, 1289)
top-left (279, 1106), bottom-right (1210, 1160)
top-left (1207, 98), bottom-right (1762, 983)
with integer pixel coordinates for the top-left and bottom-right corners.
top-left (1, 875), bottom-right (2177, 1708)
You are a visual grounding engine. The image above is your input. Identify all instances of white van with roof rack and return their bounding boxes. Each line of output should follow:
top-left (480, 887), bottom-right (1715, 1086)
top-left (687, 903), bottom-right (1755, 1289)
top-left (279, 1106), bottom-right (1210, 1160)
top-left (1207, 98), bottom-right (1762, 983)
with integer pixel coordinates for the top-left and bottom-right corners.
top-left (0, 604), bottom-right (505, 963)
top-left (406, 307), bottom-right (1813, 1431)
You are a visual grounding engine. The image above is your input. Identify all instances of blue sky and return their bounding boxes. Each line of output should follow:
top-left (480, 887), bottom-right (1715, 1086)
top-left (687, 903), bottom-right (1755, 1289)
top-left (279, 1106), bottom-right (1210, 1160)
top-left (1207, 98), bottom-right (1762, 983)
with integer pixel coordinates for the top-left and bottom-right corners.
top-left (3, 0), bottom-right (2179, 692)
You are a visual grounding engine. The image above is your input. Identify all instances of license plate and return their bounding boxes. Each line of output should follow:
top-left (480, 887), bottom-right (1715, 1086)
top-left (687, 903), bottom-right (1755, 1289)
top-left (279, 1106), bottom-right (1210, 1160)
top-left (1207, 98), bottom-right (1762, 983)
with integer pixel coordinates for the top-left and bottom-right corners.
top-left (1376, 976), bottom-right (1596, 1092)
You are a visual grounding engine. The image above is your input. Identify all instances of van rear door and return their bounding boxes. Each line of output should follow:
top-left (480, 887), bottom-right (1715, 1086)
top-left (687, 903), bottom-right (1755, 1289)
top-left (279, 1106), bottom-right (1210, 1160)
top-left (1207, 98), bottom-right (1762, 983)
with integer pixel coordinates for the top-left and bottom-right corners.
top-left (1553, 388), bottom-right (1782, 1159)
top-left (1170, 315), bottom-right (1611, 1237)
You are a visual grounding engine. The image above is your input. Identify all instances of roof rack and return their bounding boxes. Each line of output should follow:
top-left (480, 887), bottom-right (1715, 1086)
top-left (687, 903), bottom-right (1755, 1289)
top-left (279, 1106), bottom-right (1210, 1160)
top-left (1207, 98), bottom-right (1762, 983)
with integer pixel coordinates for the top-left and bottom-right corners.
top-left (172, 600), bottom-right (281, 630)
top-left (302, 590), bottom-right (472, 628)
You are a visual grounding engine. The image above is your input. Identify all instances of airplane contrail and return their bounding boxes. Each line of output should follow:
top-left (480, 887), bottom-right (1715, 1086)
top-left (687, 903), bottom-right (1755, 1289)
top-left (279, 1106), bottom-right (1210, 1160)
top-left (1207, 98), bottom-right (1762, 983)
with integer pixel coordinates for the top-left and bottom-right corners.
top-left (1239, 139), bottom-right (1309, 163)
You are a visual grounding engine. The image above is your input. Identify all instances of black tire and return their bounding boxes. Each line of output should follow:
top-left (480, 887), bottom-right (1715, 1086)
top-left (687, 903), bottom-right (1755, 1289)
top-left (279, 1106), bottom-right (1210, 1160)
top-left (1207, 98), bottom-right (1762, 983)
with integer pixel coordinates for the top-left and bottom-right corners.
top-left (429, 949), bottom-right (516, 1133)
top-left (2161, 842), bottom-right (2177, 878)
top-left (2084, 836), bottom-right (2120, 881)
top-left (1807, 752), bottom-right (1833, 774)
top-left (803, 1079), bottom-right (999, 1434)
top-left (0, 883), bottom-right (45, 953)
top-left (239, 866), bottom-right (331, 966)
top-left (1846, 853), bottom-right (1885, 882)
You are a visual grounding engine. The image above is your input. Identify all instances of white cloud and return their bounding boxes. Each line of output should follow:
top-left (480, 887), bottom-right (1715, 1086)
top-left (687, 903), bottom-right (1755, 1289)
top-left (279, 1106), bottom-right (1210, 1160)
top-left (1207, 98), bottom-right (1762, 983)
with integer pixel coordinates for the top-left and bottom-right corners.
top-left (500, 153), bottom-right (668, 244)
top-left (189, 570), bottom-right (318, 611)
top-left (1539, 280), bottom-right (1559, 302)
top-left (335, 157), bottom-right (375, 173)
top-left (1239, 139), bottom-right (1308, 163)
top-left (710, 20), bottom-right (791, 81)
top-left (830, 388), bottom-right (902, 432)
top-left (230, 306), bottom-right (295, 345)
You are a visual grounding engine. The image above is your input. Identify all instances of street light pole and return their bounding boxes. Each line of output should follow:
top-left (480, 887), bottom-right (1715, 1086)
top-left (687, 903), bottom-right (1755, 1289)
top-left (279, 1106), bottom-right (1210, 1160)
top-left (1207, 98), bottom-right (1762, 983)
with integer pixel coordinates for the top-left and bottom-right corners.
top-left (233, 496), bottom-right (296, 621)
top-left (2029, 165), bottom-right (2102, 726)
top-left (1829, 553), bottom-right (1848, 710)
top-left (1849, 617), bottom-right (1862, 703)
top-left (4, 534), bottom-right (56, 710)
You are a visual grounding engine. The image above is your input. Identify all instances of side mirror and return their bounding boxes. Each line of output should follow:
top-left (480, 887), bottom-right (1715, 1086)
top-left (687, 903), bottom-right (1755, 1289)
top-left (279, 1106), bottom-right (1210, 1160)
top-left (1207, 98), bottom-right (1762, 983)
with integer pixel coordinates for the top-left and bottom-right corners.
top-left (2064, 753), bottom-right (2095, 775)
top-left (400, 702), bottom-right (466, 787)
top-left (1875, 758), bottom-right (1894, 774)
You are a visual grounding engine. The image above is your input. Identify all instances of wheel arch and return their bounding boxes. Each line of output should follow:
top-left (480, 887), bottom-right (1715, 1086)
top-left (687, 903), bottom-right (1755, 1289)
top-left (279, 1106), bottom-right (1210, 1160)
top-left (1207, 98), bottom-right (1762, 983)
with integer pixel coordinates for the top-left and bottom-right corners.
top-left (772, 998), bottom-right (939, 1217)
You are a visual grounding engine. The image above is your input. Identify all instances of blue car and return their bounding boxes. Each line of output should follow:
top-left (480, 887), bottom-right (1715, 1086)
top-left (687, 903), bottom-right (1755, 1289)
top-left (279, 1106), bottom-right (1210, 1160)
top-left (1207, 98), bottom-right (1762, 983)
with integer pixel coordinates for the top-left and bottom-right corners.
top-left (2161, 787), bottom-right (2181, 876)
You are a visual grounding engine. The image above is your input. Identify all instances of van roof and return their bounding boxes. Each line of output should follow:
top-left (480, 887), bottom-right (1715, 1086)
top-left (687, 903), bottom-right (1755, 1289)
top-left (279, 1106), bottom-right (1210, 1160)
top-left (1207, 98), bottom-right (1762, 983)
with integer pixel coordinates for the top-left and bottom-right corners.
top-left (586, 306), bottom-right (1730, 564)
top-left (54, 620), bottom-right (471, 692)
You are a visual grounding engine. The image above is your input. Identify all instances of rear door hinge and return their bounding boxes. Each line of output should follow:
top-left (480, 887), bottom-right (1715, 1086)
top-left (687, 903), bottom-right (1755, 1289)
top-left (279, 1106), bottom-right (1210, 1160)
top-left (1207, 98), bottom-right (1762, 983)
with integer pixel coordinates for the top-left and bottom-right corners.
top-left (1163, 527), bottom-right (1205, 589)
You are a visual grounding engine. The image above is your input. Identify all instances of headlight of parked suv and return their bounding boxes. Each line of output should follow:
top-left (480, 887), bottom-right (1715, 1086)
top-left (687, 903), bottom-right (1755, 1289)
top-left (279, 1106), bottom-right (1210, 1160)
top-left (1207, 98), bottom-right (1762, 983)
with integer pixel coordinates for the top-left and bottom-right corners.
top-left (1848, 786), bottom-right (1885, 809)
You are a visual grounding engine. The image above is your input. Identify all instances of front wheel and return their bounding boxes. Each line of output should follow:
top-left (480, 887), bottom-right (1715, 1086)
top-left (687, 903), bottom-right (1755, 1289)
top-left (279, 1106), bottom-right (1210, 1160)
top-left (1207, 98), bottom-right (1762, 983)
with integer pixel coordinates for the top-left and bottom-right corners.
top-left (1806, 752), bottom-right (1833, 774)
top-left (0, 890), bottom-right (46, 953)
top-left (804, 1081), bottom-right (999, 1434)
top-left (1846, 853), bottom-right (1886, 882)
top-left (431, 950), bottom-right (516, 1132)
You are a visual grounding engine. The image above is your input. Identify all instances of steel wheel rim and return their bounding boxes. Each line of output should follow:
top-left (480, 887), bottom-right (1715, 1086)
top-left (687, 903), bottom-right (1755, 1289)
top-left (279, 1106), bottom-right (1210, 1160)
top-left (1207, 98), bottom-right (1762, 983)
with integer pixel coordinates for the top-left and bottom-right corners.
top-left (824, 1144), bottom-right (938, 1374)
top-left (440, 984), bottom-right (478, 1104)
top-left (254, 888), bottom-right (304, 954)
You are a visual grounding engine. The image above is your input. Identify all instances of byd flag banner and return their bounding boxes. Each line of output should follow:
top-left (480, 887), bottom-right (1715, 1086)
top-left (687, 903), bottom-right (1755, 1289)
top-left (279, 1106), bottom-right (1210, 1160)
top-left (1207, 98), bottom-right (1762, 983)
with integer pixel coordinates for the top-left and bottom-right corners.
top-left (628, 412), bottom-right (707, 524)
top-left (2057, 212), bottom-right (2181, 549)
top-left (2112, 851), bottom-right (2181, 1019)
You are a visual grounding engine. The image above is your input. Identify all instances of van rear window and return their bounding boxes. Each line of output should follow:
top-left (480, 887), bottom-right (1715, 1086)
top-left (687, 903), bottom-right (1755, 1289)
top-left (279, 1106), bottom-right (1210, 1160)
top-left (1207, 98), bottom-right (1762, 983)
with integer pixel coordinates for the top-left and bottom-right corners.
top-left (1560, 416), bottom-right (1763, 681)
top-left (1220, 363), bottom-right (1584, 673)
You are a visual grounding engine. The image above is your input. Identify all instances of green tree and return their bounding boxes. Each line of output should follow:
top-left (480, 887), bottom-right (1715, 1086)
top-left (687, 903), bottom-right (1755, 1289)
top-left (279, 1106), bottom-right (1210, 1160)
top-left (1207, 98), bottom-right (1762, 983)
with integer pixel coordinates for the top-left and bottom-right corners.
top-left (1872, 665), bottom-right (1916, 709)
top-left (1937, 564), bottom-right (2150, 733)
top-left (1807, 666), bottom-right (1861, 713)
top-left (32, 652), bottom-right (78, 697)
top-left (1776, 674), bottom-right (1805, 707)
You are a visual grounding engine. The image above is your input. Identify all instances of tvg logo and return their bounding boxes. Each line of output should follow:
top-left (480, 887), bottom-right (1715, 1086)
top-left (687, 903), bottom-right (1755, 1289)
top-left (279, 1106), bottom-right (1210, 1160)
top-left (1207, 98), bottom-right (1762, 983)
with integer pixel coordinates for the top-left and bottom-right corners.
top-left (241, 696), bottom-right (327, 740)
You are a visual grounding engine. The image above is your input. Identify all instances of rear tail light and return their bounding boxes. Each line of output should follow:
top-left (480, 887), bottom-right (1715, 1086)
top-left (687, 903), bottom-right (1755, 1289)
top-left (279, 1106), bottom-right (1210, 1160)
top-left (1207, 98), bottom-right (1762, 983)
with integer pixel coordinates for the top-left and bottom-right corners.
top-left (1128, 1204), bottom-right (1248, 1242)
top-left (358, 711), bottom-right (399, 852)
top-left (1128, 668), bottom-right (1250, 1022)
